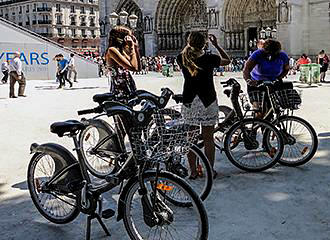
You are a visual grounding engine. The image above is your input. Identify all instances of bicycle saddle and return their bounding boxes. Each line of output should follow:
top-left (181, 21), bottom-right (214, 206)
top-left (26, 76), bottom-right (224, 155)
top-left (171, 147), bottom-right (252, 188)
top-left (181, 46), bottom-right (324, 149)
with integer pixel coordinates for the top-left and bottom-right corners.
top-left (93, 93), bottom-right (116, 104)
top-left (50, 120), bottom-right (86, 137)
top-left (172, 94), bottom-right (183, 103)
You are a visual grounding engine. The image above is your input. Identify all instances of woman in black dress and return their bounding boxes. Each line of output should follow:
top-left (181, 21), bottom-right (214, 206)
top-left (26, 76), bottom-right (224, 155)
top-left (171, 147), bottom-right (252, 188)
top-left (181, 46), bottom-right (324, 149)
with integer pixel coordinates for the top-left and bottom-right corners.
top-left (318, 50), bottom-right (329, 82)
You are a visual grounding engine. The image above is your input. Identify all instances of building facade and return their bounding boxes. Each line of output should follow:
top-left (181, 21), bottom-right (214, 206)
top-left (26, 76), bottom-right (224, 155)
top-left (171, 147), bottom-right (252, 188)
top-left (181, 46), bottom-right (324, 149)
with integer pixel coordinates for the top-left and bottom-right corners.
top-left (0, 0), bottom-right (100, 53)
top-left (99, 0), bottom-right (330, 58)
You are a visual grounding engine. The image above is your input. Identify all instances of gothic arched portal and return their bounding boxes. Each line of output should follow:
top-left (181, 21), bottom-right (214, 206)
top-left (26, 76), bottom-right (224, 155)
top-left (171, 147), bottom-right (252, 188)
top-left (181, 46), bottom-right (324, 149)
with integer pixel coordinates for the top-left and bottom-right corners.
top-left (115, 0), bottom-right (145, 55)
top-left (223, 0), bottom-right (277, 53)
top-left (155, 0), bottom-right (208, 55)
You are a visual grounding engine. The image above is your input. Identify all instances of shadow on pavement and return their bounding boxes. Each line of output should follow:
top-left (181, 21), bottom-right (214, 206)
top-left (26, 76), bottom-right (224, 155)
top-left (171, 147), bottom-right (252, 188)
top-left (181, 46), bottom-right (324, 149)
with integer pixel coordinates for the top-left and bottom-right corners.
top-left (0, 194), bottom-right (127, 240)
top-left (12, 180), bottom-right (28, 190)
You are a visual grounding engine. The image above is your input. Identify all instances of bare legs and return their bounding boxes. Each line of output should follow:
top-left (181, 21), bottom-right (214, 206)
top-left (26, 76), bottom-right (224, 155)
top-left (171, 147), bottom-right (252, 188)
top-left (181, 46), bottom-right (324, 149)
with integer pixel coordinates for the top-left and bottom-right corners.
top-left (189, 125), bottom-right (215, 178)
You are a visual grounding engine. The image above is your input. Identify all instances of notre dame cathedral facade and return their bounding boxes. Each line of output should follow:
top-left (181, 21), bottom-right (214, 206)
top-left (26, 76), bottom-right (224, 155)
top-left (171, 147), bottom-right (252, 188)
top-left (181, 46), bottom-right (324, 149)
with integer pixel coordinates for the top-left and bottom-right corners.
top-left (99, 0), bottom-right (330, 58)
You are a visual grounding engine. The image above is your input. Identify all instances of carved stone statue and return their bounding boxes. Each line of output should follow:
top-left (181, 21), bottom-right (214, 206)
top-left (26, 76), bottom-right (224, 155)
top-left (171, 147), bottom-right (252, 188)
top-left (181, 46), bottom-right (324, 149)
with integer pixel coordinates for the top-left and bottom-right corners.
top-left (279, 1), bottom-right (289, 23)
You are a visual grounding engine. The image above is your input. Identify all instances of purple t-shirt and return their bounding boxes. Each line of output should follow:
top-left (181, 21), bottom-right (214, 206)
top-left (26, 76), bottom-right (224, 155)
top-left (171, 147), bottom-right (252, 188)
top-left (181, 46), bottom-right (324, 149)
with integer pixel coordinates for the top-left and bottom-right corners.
top-left (250, 49), bottom-right (289, 81)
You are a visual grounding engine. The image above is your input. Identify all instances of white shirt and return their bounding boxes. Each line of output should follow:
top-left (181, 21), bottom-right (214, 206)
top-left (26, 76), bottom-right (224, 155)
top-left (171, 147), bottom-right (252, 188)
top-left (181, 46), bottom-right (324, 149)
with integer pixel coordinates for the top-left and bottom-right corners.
top-left (68, 57), bottom-right (75, 67)
top-left (10, 57), bottom-right (23, 75)
top-left (289, 58), bottom-right (295, 67)
top-left (1, 62), bottom-right (9, 72)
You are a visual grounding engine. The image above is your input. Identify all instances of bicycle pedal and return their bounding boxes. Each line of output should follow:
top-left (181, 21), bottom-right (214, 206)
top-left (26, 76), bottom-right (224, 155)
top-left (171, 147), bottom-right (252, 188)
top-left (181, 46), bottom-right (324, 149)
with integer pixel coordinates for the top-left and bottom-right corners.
top-left (102, 209), bottom-right (115, 219)
top-left (105, 175), bottom-right (119, 185)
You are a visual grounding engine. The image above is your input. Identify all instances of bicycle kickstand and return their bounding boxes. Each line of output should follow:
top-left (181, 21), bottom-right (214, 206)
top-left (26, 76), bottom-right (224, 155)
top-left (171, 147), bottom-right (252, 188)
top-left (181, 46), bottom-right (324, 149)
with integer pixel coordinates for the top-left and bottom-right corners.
top-left (85, 213), bottom-right (111, 240)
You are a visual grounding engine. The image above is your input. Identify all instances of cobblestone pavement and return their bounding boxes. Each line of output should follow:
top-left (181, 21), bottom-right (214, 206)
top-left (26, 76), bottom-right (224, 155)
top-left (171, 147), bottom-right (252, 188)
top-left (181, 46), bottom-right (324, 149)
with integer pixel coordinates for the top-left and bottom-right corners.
top-left (0, 72), bottom-right (330, 240)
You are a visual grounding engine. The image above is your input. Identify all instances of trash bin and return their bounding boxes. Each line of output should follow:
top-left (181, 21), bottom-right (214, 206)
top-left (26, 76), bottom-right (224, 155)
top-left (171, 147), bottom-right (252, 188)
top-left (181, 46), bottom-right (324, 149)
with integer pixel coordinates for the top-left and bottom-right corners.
top-left (310, 63), bottom-right (321, 84)
top-left (168, 65), bottom-right (174, 77)
top-left (299, 64), bottom-right (310, 84)
top-left (162, 64), bottom-right (169, 76)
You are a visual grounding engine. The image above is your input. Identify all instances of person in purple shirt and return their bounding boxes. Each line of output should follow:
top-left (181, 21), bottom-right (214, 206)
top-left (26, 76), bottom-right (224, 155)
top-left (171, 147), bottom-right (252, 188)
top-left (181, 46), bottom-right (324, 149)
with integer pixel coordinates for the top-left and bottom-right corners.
top-left (244, 39), bottom-right (289, 85)
top-left (243, 39), bottom-right (290, 111)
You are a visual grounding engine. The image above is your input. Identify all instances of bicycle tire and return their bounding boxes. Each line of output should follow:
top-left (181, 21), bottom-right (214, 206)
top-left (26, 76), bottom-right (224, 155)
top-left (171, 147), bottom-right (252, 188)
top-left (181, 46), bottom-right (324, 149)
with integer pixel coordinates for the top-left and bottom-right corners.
top-left (166, 144), bottom-right (213, 203)
top-left (270, 115), bottom-right (318, 166)
top-left (214, 105), bottom-right (235, 150)
top-left (122, 171), bottom-right (209, 240)
top-left (27, 152), bottom-right (80, 224)
top-left (224, 118), bottom-right (284, 172)
top-left (79, 119), bottom-right (121, 178)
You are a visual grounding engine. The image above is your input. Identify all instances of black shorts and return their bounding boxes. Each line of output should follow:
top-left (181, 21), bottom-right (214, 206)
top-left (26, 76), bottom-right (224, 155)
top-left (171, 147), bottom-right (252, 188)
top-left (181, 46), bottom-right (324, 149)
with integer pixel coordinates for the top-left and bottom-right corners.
top-left (321, 64), bottom-right (328, 73)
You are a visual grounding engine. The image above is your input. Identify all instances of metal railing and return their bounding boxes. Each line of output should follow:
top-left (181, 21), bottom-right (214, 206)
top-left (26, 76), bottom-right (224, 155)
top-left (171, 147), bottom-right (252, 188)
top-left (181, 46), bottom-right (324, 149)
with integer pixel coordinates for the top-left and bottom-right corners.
top-left (37, 7), bottom-right (52, 12)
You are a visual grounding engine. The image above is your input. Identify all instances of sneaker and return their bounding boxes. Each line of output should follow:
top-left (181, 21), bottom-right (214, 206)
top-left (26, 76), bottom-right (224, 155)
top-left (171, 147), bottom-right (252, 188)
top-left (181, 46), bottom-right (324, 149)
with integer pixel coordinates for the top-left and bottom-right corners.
top-left (18, 95), bottom-right (27, 97)
top-left (9, 95), bottom-right (17, 98)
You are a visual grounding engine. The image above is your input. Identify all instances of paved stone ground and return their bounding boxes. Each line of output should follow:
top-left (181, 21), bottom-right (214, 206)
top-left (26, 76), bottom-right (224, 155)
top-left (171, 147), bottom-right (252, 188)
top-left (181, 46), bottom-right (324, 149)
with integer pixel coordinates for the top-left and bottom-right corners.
top-left (0, 72), bottom-right (330, 240)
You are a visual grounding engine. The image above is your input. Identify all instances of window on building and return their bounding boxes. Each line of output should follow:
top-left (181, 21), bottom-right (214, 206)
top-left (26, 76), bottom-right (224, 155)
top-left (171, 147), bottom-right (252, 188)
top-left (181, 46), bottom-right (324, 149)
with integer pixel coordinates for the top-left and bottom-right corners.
top-left (72, 29), bottom-right (76, 36)
top-left (90, 17), bottom-right (95, 26)
top-left (81, 29), bottom-right (86, 37)
top-left (33, 4), bottom-right (37, 12)
top-left (57, 28), bottom-right (62, 34)
top-left (0, 9), bottom-right (3, 16)
top-left (70, 5), bottom-right (75, 13)
top-left (26, 5), bottom-right (29, 13)
top-left (56, 15), bottom-right (62, 24)
top-left (90, 7), bottom-right (94, 14)
top-left (81, 16), bottom-right (86, 26)
top-left (81, 6), bottom-right (85, 14)
top-left (91, 29), bottom-right (95, 37)
top-left (70, 16), bottom-right (76, 25)
top-left (19, 6), bottom-right (22, 14)
top-left (56, 4), bottom-right (61, 12)
top-left (89, 0), bottom-right (94, 3)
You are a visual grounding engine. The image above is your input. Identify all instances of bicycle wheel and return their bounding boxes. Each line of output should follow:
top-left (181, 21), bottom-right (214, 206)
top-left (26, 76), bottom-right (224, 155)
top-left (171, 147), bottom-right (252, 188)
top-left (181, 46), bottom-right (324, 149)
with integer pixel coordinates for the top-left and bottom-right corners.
top-left (166, 144), bottom-right (213, 203)
top-left (214, 105), bottom-right (235, 150)
top-left (27, 152), bottom-right (80, 224)
top-left (80, 119), bottom-right (121, 178)
top-left (224, 118), bottom-right (284, 172)
top-left (123, 171), bottom-right (208, 240)
top-left (272, 116), bottom-right (318, 166)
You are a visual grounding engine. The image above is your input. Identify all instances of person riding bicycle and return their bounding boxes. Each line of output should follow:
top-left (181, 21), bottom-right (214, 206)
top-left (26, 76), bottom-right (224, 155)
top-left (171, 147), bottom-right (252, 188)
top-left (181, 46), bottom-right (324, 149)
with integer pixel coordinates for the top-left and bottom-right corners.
top-left (243, 39), bottom-right (290, 114)
top-left (105, 26), bottom-right (141, 98)
top-left (177, 32), bottom-right (231, 179)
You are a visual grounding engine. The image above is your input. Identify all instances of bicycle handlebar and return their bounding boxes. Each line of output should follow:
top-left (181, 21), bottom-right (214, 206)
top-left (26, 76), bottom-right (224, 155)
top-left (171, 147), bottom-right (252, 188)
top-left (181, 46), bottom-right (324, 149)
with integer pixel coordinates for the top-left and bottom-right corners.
top-left (77, 106), bottom-right (103, 116)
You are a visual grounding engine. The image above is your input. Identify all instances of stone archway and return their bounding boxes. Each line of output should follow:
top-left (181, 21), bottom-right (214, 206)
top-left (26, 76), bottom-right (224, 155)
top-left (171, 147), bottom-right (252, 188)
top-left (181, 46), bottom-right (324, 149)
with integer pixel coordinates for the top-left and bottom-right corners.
top-left (116, 0), bottom-right (145, 55)
top-left (223, 0), bottom-right (277, 55)
top-left (155, 0), bottom-right (208, 55)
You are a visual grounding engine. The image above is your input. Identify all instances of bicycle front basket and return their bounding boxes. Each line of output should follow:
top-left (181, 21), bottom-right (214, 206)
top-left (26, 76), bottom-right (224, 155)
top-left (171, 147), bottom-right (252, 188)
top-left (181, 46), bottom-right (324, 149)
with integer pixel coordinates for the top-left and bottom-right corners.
top-left (130, 106), bottom-right (200, 163)
top-left (275, 89), bottom-right (302, 110)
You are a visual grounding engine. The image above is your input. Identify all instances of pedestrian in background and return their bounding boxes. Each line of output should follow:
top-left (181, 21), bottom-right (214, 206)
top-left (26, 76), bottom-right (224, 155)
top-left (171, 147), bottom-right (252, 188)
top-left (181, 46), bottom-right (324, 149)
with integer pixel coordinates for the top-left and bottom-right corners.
top-left (57, 54), bottom-right (72, 89)
top-left (68, 53), bottom-right (78, 83)
top-left (9, 52), bottom-right (26, 98)
top-left (1, 60), bottom-right (9, 84)
top-left (289, 56), bottom-right (296, 75)
top-left (297, 54), bottom-right (311, 70)
top-left (318, 50), bottom-right (329, 82)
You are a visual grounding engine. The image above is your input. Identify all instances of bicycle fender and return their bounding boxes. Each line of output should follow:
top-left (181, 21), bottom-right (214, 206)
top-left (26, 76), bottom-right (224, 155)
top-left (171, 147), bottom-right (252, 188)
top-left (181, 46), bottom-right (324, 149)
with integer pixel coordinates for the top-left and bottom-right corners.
top-left (117, 175), bottom-right (139, 222)
top-left (30, 143), bottom-right (78, 166)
